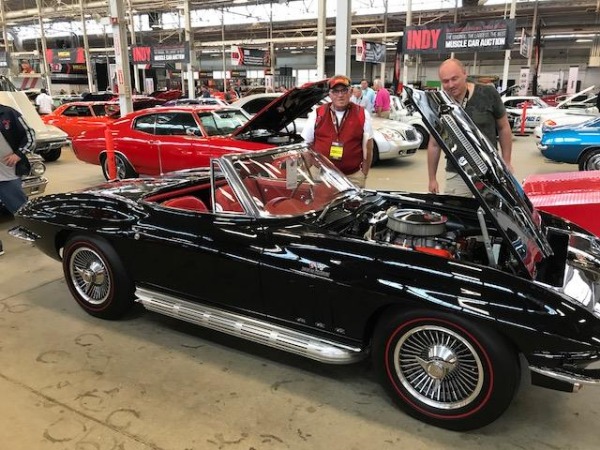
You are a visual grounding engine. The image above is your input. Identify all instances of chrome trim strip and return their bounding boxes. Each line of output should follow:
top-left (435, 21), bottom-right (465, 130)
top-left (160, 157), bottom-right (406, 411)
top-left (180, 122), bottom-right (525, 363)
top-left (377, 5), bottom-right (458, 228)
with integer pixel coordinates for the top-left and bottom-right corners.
top-left (530, 366), bottom-right (600, 386)
top-left (8, 226), bottom-right (40, 242)
top-left (135, 286), bottom-right (366, 364)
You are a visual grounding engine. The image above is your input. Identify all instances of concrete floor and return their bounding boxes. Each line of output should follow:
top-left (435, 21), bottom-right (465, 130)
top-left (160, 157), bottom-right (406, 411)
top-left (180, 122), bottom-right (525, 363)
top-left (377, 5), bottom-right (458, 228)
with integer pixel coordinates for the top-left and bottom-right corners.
top-left (1, 135), bottom-right (596, 450)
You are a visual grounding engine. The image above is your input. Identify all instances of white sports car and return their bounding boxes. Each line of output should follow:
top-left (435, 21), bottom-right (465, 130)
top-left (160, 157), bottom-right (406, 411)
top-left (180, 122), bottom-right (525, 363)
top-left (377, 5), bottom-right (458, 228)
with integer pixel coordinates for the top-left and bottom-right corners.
top-left (504, 86), bottom-right (596, 133)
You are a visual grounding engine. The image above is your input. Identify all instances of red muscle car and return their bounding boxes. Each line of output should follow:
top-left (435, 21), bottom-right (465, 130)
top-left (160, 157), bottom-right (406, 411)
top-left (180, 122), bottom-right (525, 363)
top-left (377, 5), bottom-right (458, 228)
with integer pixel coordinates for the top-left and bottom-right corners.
top-left (70, 80), bottom-right (328, 180)
top-left (42, 101), bottom-right (119, 139)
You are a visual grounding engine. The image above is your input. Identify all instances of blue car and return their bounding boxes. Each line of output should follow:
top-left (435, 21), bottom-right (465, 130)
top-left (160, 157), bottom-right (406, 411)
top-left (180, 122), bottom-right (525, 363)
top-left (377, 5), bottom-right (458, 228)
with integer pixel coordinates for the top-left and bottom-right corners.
top-left (538, 116), bottom-right (600, 170)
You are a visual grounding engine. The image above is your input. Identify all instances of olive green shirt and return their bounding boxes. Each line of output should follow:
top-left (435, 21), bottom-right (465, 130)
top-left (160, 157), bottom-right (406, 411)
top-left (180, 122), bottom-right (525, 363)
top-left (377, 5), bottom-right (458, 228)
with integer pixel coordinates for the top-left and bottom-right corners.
top-left (446, 83), bottom-right (505, 172)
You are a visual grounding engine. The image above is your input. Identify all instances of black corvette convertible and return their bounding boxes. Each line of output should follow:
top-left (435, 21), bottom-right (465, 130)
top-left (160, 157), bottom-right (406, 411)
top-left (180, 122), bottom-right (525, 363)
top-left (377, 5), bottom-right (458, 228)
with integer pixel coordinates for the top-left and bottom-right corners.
top-left (10, 87), bottom-right (600, 431)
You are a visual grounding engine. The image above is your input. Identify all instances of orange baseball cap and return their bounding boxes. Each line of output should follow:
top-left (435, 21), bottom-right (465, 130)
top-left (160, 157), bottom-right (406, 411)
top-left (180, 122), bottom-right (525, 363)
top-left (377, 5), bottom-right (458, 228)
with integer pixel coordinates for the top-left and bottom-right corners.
top-left (329, 75), bottom-right (351, 89)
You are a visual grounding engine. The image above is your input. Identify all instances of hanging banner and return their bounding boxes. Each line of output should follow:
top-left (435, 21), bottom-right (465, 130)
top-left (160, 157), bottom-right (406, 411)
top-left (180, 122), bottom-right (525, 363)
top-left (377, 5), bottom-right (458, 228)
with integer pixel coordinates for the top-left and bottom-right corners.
top-left (392, 37), bottom-right (403, 95)
top-left (0, 51), bottom-right (9, 68)
top-left (566, 66), bottom-right (579, 94)
top-left (356, 38), bottom-right (386, 63)
top-left (46, 48), bottom-right (86, 64)
top-left (153, 44), bottom-right (189, 63)
top-left (230, 45), bottom-right (271, 67)
top-left (403, 19), bottom-right (516, 54)
top-left (131, 43), bottom-right (189, 64)
top-left (518, 67), bottom-right (530, 96)
top-left (519, 29), bottom-right (532, 59)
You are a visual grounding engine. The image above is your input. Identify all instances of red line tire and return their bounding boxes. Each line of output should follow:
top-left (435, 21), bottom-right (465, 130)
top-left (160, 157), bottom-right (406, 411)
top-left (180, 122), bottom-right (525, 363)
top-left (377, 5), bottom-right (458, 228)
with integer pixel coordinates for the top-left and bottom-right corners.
top-left (63, 235), bottom-right (135, 320)
top-left (373, 309), bottom-right (519, 431)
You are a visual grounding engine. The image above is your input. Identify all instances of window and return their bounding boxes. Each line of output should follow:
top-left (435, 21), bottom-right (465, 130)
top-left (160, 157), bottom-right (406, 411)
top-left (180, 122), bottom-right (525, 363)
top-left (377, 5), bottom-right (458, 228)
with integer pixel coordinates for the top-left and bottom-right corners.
top-left (199, 110), bottom-right (249, 136)
top-left (154, 113), bottom-right (201, 136)
top-left (133, 114), bottom-right (157, 134)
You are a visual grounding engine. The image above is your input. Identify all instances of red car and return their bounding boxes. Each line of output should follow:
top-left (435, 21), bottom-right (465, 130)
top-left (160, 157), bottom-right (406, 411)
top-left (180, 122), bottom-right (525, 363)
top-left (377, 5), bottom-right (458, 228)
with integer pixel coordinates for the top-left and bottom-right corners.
top-left (70, 80), bottom-right (332, 180)
top-left (42, 101), bottom-right (119, 139)
top-left (523, 170), bottom-right (600, 236)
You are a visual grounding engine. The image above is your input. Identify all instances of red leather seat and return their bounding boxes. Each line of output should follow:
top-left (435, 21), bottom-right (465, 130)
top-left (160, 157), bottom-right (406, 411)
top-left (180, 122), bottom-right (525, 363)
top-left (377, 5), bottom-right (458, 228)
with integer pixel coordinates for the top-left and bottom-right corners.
top-left (163, 196), bottom-right (208, 212)
top-left (215, 186), bottom-right (244, 212)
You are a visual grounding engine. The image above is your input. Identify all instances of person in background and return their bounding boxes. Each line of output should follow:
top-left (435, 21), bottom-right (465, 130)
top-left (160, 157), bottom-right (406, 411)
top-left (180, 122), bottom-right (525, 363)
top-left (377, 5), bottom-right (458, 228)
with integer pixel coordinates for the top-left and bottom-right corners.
top-left (35, 88), bottom-right (54, 115)
top-left (200, 85), bottom-right (211, 98)
top-left (350, 85), bottom-right (370, 109)
top-left (301, 75), bottom-right (373, 188)
top-left (427, 58), bottom-right (513, 197)
top-left (0, 104), bottom-right (36, 256)
top-left (373, 78), bottom-right (391, 118)
top-left (360, 78), bottom-right (375, 112)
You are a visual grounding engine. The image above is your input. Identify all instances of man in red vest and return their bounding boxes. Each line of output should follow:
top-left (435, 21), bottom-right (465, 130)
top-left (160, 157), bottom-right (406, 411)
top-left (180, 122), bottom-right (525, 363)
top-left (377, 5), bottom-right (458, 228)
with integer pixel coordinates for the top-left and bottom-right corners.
top-left (301, 75), bottom-right (373, 188)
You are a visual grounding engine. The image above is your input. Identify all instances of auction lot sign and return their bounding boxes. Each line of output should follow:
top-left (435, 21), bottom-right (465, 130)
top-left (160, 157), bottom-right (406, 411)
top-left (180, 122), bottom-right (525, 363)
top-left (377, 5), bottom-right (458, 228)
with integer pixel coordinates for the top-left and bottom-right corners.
top-left (403, 19), bottom-right (515, 54)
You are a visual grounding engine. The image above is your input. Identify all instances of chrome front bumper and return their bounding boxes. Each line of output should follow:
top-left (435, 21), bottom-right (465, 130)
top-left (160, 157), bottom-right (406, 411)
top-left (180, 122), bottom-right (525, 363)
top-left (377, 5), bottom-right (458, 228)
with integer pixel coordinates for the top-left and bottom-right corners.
top-left (8, 225), bottom-right (40, 242)
top-left (21, 176), bottom-right (48, 197)
top-left (35, 140), bottom-right (67, 152)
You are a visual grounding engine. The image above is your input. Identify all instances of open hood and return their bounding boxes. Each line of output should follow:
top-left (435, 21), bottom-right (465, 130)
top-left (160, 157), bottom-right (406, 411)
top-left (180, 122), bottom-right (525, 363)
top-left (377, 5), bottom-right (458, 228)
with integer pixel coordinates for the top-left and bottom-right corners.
top-left (556, 85), bottom-right (596, 109)
top-left (231, 79), bottom-right (329, 138)
top-left (405, 87), bottom-right (553, 278)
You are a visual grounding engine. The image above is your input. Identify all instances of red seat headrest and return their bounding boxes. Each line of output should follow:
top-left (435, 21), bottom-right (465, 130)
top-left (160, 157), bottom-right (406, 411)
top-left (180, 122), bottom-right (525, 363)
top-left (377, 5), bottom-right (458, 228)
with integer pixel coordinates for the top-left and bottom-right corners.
top-left (163, 196), bottom-right (208, 212)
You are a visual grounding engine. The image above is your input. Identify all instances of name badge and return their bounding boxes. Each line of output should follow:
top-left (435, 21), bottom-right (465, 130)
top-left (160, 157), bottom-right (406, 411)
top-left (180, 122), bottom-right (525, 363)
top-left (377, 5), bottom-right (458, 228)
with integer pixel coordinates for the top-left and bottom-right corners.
top-left (329, 141), bottom-right (343, 160)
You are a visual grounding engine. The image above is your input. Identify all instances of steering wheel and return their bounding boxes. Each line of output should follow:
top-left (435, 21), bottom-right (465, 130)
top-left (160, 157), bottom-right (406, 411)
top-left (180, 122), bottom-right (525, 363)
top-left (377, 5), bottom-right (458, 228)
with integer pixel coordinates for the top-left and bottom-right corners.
top-left (290, 179), bottom-right (314, 203)
top-left (265, 197), bottom-right (306, 215)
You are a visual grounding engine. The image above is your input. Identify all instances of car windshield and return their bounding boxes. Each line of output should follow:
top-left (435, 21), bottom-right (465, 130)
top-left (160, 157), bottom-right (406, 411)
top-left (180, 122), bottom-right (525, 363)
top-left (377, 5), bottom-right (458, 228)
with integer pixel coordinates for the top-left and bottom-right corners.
top-left (220, 146), bottom-right (357, 217)
top-left (199, 109), bottom-right (249, 136)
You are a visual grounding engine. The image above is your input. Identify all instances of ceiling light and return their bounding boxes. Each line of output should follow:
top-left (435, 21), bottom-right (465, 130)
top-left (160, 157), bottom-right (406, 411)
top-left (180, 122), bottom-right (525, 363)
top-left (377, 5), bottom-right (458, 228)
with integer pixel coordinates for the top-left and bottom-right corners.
top-left (576, 39), bottom-right (593, 43)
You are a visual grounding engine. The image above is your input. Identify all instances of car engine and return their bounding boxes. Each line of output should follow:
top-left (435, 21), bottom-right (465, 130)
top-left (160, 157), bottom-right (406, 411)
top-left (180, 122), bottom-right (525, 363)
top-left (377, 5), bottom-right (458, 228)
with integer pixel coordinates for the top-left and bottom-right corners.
top-left (349, 206), bottom-right (492, 264)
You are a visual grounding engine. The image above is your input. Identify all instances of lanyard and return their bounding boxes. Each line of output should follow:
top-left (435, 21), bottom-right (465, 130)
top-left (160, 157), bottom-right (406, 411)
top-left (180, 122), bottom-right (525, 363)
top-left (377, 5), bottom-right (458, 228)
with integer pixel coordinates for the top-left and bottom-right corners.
top-left (329, 105), bottom-right (349, 138)
top-left (461, 88), bottom-right (470, 108)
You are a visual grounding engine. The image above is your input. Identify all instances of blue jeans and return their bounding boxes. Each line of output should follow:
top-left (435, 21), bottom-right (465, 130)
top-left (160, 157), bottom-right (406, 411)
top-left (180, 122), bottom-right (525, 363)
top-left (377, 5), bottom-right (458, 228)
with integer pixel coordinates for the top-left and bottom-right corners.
top-left (0, 178), bottom-right (27, 214)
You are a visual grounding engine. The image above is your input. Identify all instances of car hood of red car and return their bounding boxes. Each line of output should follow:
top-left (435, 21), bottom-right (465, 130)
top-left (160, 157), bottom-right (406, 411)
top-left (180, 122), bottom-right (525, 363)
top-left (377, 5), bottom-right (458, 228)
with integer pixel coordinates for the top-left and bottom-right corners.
top-left (231, 79), bottom-right (329, 138)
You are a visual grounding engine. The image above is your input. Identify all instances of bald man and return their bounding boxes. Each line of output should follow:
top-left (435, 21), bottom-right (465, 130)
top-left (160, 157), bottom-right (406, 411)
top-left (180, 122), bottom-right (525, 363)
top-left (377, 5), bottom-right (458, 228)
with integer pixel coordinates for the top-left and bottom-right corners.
top-left (427, 58), bottom-right (513, 196)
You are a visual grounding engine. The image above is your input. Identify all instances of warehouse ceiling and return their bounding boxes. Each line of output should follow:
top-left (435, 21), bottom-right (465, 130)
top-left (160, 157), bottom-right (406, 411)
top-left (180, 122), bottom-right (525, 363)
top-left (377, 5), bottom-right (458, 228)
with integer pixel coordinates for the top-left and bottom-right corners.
top-left (1, 0), bottom-right (599, 63)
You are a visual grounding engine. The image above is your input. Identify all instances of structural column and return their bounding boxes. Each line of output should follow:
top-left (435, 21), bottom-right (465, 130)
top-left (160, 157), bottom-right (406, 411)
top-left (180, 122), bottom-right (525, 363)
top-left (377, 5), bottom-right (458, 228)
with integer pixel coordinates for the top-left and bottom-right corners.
top-left (334, 0), bottom-right (351, 76)
top-left (183, 0), bottom-right (194, 99)
top-left (402, 0), bottom-right (412, 85)
top-left (501, 0), bottom-right (517, 91)
top-left (108, 0), bottom-right (133, 114)
top-left (36, 0), bottom-right (52, 92)
top-left (316, 0), bottom-right (326, 79)
top-left (80, 0), bottom-right (95, 93)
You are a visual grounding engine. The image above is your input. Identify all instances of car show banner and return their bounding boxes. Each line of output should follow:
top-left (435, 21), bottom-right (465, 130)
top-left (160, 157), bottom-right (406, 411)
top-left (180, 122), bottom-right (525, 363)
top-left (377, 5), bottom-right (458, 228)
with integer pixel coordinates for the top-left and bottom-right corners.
top-left (403, 19), bottom-right (516, 54)
top-left (566, 66), bottom-right (579, 94)
top-left (45, 48), bottom-right (86, 64)
top-left (131, 43), bottom-right (190, 64)
top-left (230, 45), bottom-right (271, 67)
top-left (518, 67), bottom-right (530, 96)
top-left (0, 51), bottom-right (9, 68)
top-left (356, 38), bottom-right (386, 63)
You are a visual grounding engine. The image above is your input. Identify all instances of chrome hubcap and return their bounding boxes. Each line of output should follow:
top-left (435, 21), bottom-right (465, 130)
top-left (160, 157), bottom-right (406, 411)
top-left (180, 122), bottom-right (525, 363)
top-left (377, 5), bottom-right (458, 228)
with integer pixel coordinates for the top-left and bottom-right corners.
top-left (393, 325), bottom-right (484, 410)
top-left (585, 153), bottom-right (600, 170)
top-left (69, 247), bottom-right (111, 305)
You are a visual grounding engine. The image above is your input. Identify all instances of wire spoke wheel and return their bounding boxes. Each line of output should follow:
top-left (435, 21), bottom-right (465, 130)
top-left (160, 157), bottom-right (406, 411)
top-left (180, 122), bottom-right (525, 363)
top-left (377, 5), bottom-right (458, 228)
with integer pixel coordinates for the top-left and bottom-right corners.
top-left (69, 247), bottom-right (111, 305)
top-left (63, 235), bottom-right (135, 319)
top-left (394, 325), bottom-right (484, 410)
top-left (374, 311), bottom-right (519, 430)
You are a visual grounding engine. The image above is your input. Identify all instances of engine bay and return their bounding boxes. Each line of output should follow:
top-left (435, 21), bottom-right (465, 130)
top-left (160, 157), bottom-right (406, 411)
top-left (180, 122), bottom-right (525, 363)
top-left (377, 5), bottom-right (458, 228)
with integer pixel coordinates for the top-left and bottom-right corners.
top-left (342, 203), bottom-right (513, 270)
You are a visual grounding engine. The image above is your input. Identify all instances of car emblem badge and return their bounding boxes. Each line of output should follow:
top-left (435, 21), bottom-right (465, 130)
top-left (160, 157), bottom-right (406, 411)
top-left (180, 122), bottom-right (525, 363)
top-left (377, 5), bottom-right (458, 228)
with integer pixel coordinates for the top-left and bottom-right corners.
top-left (301, 261), bottom-right (330, 277)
